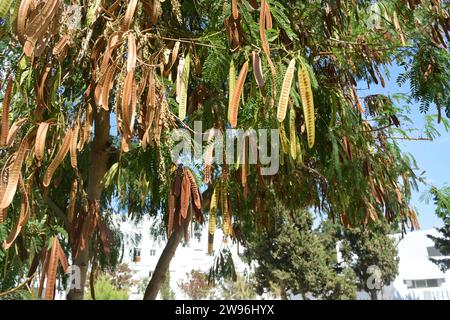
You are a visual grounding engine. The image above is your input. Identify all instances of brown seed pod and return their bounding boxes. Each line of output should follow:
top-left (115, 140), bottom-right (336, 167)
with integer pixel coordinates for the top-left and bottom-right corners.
top-left (259, 0), bottom-right (276, 107)
top-left (180, 171), bottom-right (191, 219)
top-left (6, 118), bottom-right (27, 147)
top-left (252, 51), bottom-right (265, 87)
top-left (186, 169), bottom-right (201, 210)
top-left (70, 121), bottom-right (79, 168)
top-left (393, 11), bottom-right (406, 46)
top-left (264, 1), bottom-right (272, 29)
top-left (23, 0), bottom-right (60, 57)
top-left (17, 0), bottom-right (34, 44)
top-left (229, 61), bottom-right (249, 128)
top-left (121, 0), bottom-right (138, 31)
top-left (127, 33), bottom-right (137, 72)
top-left (35, 121), bottom-right (51, 163)
top-left (100, 65), bottom-right (116, 111)
top-left (168, 193), bottom-right (175, 237)
top-left (43, 129), bottom-right (73, 188)
top-left (2, 175), bottom-right (29, 250)
top-left (232, 0), bottom-right (239, 20)
top-left (1, 77), bottom-right (13, 147)
top-left (0, 129), bottom-right (36, 209)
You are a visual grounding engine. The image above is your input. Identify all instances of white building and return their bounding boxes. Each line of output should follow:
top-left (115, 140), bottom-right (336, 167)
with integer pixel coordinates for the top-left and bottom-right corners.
top-left (384, 229), bottom-right (450, 300)
top-left (119, 217), bottom-right (251, 299)
top-left (350, 229), bottom-right (450, 300)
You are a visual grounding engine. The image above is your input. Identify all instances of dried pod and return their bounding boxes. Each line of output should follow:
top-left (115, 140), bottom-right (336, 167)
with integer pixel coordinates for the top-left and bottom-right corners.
top-left (229, 61), bottom-right (249, 128)
top-left (277, 58), bottom-right (296, 122)
top-left (43, 129), bottom-right (73, 188)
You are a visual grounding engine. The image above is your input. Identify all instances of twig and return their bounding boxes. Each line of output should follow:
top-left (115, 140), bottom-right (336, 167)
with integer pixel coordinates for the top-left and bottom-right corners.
top-left (0, 273), bottom-right (37, 297)
top-left (361, 123), bottom-right (395, 133)
top-left (143, 33), bottom-right (226, 50)
top-left (386, 136), bottom-right (432, 141)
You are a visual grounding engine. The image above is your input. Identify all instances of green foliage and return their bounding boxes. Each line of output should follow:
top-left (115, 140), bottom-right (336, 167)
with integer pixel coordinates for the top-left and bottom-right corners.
top-left (87, 276), bottom-right (129, 300)
top-left (220, 275), bottom-right (257, 300)
top-left (340, 221), bottom-right (399, 299)
top-left (245, 206), bottom-right (357, 300)
top-left (160, 271), bottom-right (176, 300)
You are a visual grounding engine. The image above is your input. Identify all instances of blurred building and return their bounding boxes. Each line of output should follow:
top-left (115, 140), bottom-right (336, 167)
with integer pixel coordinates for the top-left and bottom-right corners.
top-left (353, 229), bottom-right (450, 300)
top-left (119, 216), bottom-right (251, 299)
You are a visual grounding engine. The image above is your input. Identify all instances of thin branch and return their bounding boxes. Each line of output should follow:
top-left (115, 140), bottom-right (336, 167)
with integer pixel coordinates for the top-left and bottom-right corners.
top-left (0, 273), bottom-right (37, 297)
top-left (361, 123), bottom-right (395, 133)
top-left (143, 33), bottom-right (226, 50)
top-left (386, 136), bottom-right (432, 141)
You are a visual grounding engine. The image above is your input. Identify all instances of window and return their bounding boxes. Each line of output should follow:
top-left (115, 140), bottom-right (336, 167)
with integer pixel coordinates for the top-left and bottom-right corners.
top-left (404, 278), bottom-right (445, 289)
top-left (415, 280), bottom-right (427, 288)
top-left (133, 248), bottom-right (141, 263)
top-left (150, 249), bottom-right (156, 256)
top-left (427, 246), bottom-right (443, 257)
top-left (426, 279), bottom-right (438, 287)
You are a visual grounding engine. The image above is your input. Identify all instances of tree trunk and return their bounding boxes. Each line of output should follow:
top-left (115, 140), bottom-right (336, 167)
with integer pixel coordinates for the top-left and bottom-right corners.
top-left (143, 231), bottom-right (182, 300)
top-left (280, 288), bottom-right (288, 300)
top-left (67, 108), bottom-right (110, 300)
top-left (370, 290), bottom-right (378, 300)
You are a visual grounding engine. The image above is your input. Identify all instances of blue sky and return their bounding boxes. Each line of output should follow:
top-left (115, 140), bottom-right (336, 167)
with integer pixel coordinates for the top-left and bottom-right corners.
top-left (358, 66), bottom-right (450, 230)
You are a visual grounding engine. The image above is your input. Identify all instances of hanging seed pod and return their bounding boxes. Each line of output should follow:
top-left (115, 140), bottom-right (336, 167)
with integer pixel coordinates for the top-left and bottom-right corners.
top-left (209, 187), bottom-right (218, 235)
top-left (121, 71), bottom-right (135, 139)
top-left (221, 179), bottom-right (231, 236)
top-left (296, 136), bottom-right (303, 165)
top-left (42, 237), bottom-right (68, 300)
top-left (229, 61), bottom-right (249, 128)
top-left (67, 178), bottom-right (78, 224)
top-left (168, 193), bottom-right (175, 237)
top-left (70, 122), bottom-right (79, 168)
top-left (180, 171), bottom-right (191, 219)
top-left (16, 0), bottom-right (33, 44)
top-left (121, 0), bottom-right (138, 31)
top-left (170, 41), bottom-right (181, 69)
top-left (0, 0), bottom-right (13, 18)
top-left (102, 65), bottom-right (117, 111)
top-left (0, 129), bottom-right (36, 209)
top-left (279, 123), bottom-right (289, 155)
top-left (6, 118), bottom-right (27, 147)
top-left (231, 0), bottom-right (239, 20)
top-left (186, 169), bottom-right (201, 210)
top-left (1, 77), bottom-right (13, 147)
top-left (259, 0), bottom-right (276, 107)
top-left (393, 11), bottom-right (406, 46)
top-left (3, 176), bottom-right (29, 250)
top-left (83, 103), bottom-right (93, 147)
top-left (264, 1), bottom-right (272, 29)
top-left (252, 51), bottom-right (265, 88)
top-left (43, 129), bottom-right (73, 188)
top-left (227, 60), bottom-right (236, 122)
top-left (289, 107), bottom-right (297, 160)
top-left (23, 0), bottom-right (60, 57)
top-left (277, 58), bottom-right (296, 122)
top-left (127, 33), bottom-right (137, 72)
top-left (35, 121), bottom-right (51, 163)
top-left (298, 64), bottom-right (315, 148)
top-left (178, 53), bottom-right (190, 121)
